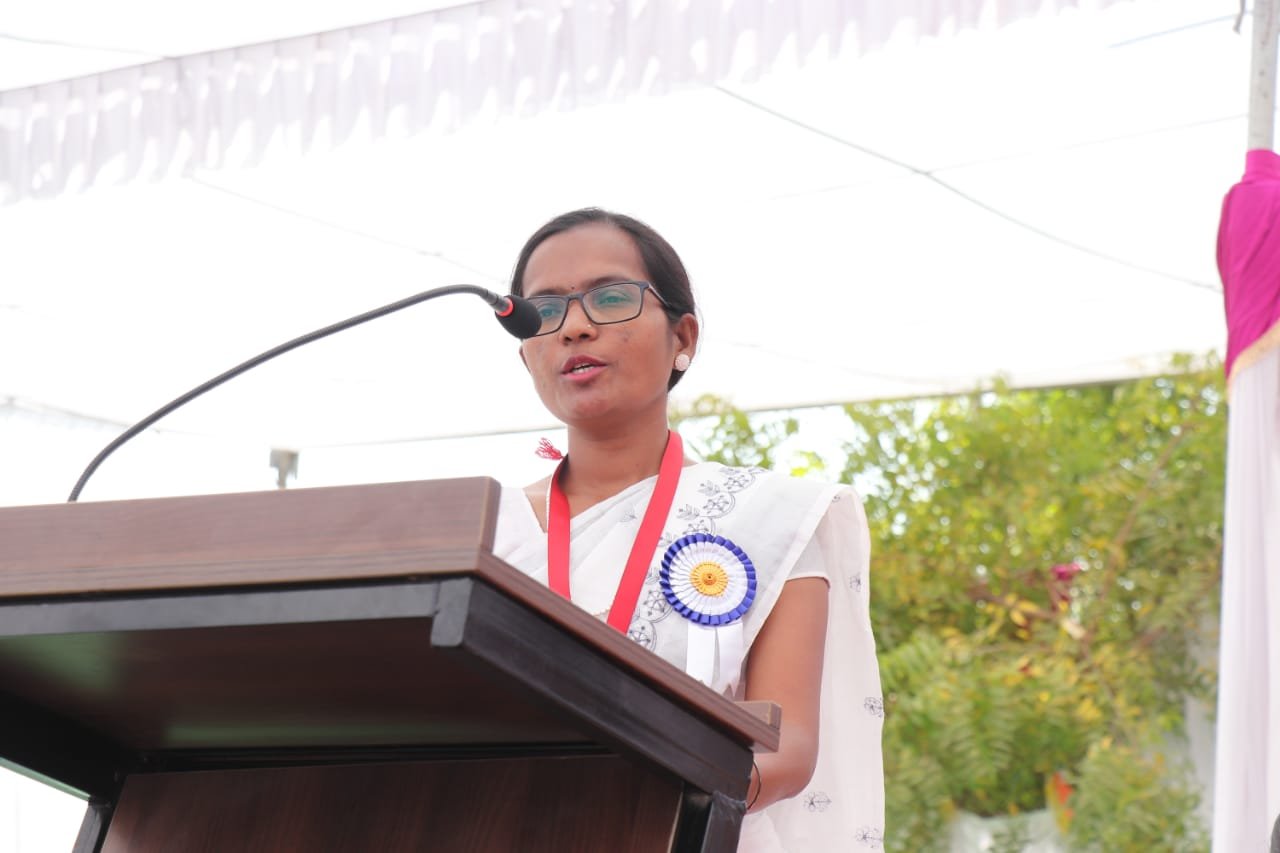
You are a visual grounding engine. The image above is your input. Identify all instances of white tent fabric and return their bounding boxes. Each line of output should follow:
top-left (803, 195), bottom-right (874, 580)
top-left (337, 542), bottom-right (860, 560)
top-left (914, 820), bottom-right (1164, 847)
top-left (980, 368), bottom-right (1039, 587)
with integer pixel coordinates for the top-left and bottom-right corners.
top-left (1, 0), bottom-right (1125, 204)
top-left (0, 397), bottom-right (278, 506)
top-left (0, 0), bottom-right (1233, 464)
top-left (1213, 344), bottom-right (1280, 852)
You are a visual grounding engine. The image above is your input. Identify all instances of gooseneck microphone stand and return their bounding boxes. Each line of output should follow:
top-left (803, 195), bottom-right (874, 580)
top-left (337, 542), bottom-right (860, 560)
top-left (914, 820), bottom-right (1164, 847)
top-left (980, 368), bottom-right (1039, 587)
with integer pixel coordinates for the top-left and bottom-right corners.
top-left (67, 284), bottom-right (540, 502)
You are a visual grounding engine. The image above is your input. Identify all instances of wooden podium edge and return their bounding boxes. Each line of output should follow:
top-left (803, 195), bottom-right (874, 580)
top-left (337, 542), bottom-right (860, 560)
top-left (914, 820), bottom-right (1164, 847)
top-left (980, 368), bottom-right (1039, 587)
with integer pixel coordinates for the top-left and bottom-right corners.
top-left (470, 554), bottom-right (781, 754)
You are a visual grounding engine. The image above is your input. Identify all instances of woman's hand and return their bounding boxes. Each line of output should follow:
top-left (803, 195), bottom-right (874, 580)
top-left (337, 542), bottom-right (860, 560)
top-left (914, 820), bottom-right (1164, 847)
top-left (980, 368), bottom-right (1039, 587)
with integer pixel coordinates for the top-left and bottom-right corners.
top-left (743, 576), bottom-right (829, 812)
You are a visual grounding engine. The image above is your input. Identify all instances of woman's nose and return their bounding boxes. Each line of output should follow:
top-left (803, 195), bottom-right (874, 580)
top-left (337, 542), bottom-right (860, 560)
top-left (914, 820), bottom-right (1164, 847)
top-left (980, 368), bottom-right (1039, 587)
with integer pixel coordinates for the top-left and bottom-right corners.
top-left (559, 298), bottom-right (596, 339)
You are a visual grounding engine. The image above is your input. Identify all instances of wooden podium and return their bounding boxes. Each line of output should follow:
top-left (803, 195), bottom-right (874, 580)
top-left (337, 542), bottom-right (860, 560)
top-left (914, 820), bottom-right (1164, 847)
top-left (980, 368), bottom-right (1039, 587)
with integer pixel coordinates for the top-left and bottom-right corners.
top-left (0, 479), bottom-right (778, 852)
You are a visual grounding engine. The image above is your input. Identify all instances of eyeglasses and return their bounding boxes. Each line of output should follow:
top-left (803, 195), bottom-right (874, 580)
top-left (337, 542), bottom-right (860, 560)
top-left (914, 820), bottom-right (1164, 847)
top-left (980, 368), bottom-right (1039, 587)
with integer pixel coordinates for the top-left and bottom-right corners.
top-left (525, 280), bottom-right (670, 337)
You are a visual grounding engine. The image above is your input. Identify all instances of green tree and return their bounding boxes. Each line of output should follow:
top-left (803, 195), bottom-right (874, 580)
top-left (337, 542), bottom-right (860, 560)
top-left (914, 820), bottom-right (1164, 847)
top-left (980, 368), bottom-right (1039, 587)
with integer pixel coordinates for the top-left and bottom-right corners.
top-left (677, 358), bottom-right (1224, 851)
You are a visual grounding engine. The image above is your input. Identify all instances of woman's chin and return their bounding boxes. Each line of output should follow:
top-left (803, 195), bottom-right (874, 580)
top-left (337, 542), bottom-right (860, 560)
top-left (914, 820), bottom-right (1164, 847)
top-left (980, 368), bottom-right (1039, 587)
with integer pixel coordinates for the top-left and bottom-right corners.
top-left (549, 392), bottom-right (649, 430)
top-left (541, 382), bottom-right (667, 432)
top-left (554, 400), bottom-right (619, 427)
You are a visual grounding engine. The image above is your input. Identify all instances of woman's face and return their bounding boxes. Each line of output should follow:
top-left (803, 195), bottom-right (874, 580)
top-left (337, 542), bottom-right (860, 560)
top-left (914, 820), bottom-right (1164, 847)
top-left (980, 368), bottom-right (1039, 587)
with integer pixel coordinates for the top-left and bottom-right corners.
top-left (518, 223), bottom-right (697, 431)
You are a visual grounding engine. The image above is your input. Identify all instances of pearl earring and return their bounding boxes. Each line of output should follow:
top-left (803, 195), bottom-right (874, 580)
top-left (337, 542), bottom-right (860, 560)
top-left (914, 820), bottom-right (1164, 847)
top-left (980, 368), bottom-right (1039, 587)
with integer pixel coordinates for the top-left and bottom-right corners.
top-left (674, 353), bottom-right (691, 372)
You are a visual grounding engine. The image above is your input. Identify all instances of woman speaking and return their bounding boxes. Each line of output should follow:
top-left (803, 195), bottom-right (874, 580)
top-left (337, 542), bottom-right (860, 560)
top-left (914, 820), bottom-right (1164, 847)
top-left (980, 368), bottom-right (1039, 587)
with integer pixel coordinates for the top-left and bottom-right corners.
top-left (492, 208), bottom-right (884, 851)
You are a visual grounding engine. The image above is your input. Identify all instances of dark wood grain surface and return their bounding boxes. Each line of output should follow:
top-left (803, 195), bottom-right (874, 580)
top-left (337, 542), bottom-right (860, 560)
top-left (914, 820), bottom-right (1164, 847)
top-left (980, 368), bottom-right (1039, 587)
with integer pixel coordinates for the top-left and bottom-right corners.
top-left (101, 756), bottom-right (681, 852)
top-left (0, 615), bottom-right (582, 751)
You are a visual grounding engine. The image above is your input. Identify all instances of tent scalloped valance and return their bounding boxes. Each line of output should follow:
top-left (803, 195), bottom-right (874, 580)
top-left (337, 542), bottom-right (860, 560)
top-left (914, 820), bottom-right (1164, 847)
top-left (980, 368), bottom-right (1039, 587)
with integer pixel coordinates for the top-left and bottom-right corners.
top-left (0, 0), bottom-right (1119, 205)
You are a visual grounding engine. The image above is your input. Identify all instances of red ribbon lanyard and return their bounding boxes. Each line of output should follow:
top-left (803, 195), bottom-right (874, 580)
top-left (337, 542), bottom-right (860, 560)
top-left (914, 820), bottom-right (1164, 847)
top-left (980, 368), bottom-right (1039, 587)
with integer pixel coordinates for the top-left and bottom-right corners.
top-left (547, 431), bottom-right (684, 633)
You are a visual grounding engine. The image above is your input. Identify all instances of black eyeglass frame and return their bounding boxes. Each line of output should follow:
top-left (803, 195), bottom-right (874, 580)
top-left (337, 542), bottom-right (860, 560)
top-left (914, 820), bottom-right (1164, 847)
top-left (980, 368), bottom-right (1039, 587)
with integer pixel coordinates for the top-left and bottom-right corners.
top-left (525, 280), bottom-right (672, 337)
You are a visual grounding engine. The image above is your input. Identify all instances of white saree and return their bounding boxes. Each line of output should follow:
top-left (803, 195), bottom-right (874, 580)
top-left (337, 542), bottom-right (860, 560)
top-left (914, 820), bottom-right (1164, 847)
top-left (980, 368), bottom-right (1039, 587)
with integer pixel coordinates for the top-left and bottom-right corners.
top-left (493, 461), bottom-right (886, 851)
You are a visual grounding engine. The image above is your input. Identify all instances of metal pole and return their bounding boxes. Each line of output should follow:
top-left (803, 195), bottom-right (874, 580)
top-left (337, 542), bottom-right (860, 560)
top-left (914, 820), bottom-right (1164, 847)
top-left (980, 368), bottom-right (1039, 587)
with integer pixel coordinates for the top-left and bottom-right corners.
top-left (1248, 0), bottom-right (1280, 150)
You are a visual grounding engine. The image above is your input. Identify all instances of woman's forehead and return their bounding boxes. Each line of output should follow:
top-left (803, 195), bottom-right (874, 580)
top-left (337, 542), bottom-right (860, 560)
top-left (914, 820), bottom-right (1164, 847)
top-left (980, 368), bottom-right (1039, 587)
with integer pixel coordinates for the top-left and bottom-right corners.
top-left (523, 223), bottom-right (647, 293)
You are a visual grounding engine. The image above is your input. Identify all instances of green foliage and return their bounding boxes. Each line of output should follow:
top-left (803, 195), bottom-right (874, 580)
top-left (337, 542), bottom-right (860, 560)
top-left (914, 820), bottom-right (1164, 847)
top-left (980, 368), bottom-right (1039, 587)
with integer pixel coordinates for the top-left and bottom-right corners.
top-left (672, 394), bottom-right (801, 470)
top-left (1067, 741), bottom-right (1209, 851)
top-left (678, 358), bottom-right (1225, 851)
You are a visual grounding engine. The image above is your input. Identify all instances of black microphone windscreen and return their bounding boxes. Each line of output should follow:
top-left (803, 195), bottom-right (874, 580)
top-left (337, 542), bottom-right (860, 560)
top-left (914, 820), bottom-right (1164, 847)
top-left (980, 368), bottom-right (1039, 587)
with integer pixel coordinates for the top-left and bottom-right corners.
top-left (496, 295), bottom-right (543, 339)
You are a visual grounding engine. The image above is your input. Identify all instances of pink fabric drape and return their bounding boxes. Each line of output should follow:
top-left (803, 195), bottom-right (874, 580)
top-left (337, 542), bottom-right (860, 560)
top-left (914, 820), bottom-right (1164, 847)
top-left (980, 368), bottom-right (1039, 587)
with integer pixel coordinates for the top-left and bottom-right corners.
top-left (1218, 148), bottom-right (1280, 377)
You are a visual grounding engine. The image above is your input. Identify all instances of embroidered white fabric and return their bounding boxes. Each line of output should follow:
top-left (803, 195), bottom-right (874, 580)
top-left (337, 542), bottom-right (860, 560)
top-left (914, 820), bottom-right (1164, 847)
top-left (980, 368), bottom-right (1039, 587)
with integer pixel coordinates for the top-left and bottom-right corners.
top-left (493, 461), bottom-right (885, 851)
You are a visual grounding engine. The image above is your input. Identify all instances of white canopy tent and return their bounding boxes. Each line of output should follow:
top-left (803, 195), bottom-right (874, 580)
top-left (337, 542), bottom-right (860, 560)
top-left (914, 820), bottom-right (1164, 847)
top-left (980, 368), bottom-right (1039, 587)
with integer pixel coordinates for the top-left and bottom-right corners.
top-left (0, 0), bottom-right (1245, 846)
top-left (1, 0), bottom-right (1234, 505)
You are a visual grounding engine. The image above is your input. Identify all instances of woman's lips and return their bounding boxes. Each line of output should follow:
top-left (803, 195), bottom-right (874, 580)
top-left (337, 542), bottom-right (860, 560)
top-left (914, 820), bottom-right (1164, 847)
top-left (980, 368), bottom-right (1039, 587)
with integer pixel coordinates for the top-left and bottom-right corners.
top-left (562, 355), bottom-right (606, 381)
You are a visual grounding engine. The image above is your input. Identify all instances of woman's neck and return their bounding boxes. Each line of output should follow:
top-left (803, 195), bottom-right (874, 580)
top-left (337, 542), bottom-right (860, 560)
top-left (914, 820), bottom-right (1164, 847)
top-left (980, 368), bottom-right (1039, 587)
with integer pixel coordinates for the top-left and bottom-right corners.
top-left (560, 418), bottom-right (673, 513)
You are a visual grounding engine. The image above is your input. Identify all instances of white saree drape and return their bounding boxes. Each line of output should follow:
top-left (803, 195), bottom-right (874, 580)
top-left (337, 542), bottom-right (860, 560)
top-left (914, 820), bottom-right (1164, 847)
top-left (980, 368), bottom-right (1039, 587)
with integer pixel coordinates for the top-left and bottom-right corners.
top-left (494, 460), bottom-right (885, 851)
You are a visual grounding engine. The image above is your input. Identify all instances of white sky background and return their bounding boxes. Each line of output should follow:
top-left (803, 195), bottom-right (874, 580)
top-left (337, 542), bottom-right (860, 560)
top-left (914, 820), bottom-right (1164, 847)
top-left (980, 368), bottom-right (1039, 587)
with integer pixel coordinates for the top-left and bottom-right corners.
top-left (0, 0), bottom-right (1246, 844)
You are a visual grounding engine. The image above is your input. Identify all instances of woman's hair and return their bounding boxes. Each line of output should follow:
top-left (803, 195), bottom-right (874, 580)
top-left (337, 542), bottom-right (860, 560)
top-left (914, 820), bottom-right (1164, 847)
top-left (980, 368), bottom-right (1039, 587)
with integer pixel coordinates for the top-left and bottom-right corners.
top-left (510, 207), bottom-right (697, 389)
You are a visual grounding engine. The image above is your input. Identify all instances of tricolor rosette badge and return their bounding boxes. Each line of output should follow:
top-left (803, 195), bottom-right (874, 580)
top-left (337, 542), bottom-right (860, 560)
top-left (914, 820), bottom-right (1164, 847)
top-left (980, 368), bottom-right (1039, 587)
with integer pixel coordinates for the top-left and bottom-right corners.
top-left (659, 533), bottom-right (756, 626)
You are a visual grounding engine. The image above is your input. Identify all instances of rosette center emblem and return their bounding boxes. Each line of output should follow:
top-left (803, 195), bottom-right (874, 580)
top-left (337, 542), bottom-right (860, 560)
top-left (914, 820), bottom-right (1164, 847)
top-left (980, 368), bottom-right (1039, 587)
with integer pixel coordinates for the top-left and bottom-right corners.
top-left (690, 561), bottom-right (729, 596)
top-left (660, 534), bottom-right (756, 626)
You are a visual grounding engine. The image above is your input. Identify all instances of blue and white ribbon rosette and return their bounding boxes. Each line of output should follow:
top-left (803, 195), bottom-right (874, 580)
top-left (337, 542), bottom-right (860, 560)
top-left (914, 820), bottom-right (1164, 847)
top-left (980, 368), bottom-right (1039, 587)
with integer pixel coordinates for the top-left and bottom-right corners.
top-left (659, 533), bottom-right (756, 693)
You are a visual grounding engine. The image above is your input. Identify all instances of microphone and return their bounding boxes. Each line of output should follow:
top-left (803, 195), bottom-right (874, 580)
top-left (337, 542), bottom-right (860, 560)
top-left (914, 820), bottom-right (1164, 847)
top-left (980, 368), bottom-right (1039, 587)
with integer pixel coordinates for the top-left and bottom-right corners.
top-left (66, 285), bottom-right (539, 502)
top-left (487, 291), bottom-right (543, 339)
